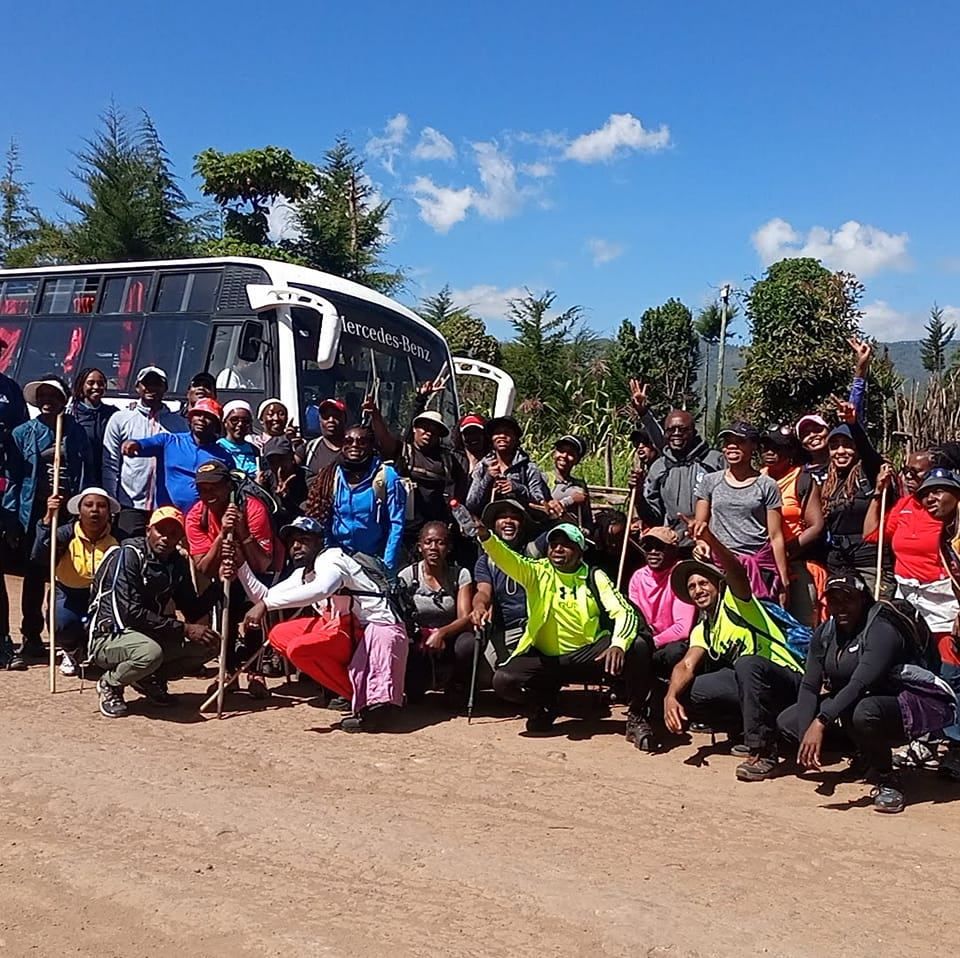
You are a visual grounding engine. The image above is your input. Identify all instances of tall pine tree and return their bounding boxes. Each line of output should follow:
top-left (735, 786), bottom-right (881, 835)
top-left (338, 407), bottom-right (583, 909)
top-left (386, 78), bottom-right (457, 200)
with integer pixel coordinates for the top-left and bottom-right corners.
top-left (921, 303), bottom-right (955, 375)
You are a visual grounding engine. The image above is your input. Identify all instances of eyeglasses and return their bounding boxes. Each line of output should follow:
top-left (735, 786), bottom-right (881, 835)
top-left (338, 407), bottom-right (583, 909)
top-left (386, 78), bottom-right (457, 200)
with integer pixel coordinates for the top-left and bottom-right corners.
top-left (665, 425), bottom-right (691, 434)
top-left (901, 467), bottom-right (925, 480)
top-left (342, 436), bottom-right (371, 447)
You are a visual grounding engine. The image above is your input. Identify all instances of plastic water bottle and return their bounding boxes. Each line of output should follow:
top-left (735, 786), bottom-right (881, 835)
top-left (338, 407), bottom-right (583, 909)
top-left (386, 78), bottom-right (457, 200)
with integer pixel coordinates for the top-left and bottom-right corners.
top-left (449, 499), bottom-right (479, 538)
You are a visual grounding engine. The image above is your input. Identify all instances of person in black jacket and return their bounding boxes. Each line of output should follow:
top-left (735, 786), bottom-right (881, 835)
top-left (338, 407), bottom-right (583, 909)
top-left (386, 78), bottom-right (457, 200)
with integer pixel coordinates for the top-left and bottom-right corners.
top-left (69, 367), bottom-right (117, 487)
top-left (0, 365), bottom-right (28, 666)
top-left (87, 506), bottom-right (221, 718)
top-left (777, 573), bottom-right (949, 814)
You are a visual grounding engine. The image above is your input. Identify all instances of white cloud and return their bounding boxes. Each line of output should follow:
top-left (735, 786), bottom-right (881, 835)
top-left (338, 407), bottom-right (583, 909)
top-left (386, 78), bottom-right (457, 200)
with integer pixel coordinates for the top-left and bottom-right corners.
top-left (858, 300), bottom-right (956, 341)
top-left (472, 142), bottom-right (529, 220)
top-left (366, 113), bottom-right (409, 174)
top-left (413, 127), bottom-right (456, 161)
top-left (409, 176), bottom-right (474, 233)
top-left (564, 112), bottom-right (671, 163)
top-left (266, 197), bottom-right (299, 241)
top-left (586, 237), bottom-right (625, 266)
top-left (520, 161), bottom-right (554, 178)
top-left (752, 217), bottom-right (910, 278)
top-left (448, 284), bottom-right (527, 324)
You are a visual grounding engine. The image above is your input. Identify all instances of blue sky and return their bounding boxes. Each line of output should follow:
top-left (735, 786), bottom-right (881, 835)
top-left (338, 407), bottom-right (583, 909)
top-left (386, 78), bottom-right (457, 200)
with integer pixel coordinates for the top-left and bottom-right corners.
top-left (5, 1), bottom-right (960, 341)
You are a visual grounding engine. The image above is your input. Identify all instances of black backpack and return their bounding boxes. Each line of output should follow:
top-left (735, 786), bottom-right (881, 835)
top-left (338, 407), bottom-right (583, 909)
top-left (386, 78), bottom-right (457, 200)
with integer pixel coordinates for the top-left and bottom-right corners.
top-left (340, 552), bottom-right (420, 641)
top-left (196, 471), bottom-right (283, 536)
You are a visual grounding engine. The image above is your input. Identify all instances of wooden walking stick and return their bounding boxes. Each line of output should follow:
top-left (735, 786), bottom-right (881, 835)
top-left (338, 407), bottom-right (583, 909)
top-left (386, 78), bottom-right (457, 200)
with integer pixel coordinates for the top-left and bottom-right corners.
top-left (48, 412), bottom-right (64, 694)
top-left (215, 528), bottom-right (234, 718)
top-left (617, 486), bottom-right (638, 592)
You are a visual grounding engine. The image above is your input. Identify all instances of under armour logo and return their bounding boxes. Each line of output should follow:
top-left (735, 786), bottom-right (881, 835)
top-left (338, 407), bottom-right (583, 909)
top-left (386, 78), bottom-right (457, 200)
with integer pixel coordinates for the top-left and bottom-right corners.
top-left (558, 585), bottom-right (575, 601)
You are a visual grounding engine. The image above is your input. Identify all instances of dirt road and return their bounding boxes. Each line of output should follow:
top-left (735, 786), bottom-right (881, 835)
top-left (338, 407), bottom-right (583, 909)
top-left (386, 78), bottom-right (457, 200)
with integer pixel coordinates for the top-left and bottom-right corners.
top-left (1, 604), bottom-right (956, 957)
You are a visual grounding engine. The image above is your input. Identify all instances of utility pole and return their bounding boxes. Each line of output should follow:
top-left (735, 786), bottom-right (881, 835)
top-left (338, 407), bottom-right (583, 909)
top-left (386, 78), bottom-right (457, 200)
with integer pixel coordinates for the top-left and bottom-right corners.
top-left (712, 283), bottom-right (732, 440)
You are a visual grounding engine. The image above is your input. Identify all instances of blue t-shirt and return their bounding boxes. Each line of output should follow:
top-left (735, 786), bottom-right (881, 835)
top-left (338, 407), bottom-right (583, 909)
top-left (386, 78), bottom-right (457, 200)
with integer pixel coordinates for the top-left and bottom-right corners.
top-left (136, 432), bottom-right (235, 514)
top-left (218, 437), bottom-right (258, 477)
top-left (474, 550), bottom-right (527, 631)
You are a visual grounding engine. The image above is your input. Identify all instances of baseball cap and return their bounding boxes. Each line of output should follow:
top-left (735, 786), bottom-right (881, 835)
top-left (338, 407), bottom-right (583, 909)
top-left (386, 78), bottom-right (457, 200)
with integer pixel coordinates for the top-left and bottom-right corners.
top-left (917, 466), bottom-right (960, 496)
top-left (135, 365), bottom-right (168, 385)
top-left (555, 435), bottom-right (587, 458)
top-left (66, 486), bottom-right (121, 516)
top-left (717, 421), bottom-right (760, 443)
top-left (262, 436), bottom-right (294, 459)
top-left (760, 426), bottom-right (799, 450)
top-left (189, 372), bottom-right (217, 390)
top-left (824, 572), bottom-right (869, 595)
top-left (630, 428), bottom-right (654, 447)
top-left (459, 413), bottom-right (486, 432)
top-left (319, 398), bottom-right (347, 416)
top-left (148, 506), bottom-right (185, 531)
top-left (194, 460), bottom-right (232, 484)
top-left (828, 424), bottom-right (854, 442)
top-left (639, 526), bottom-right (680, 549)
top-left (486, 415), bottom-right (523, 438)
top-left (23, 379), bottom-right (69, 406)
top-left (547, 522), bottom-right (586, 550)
top-left (795, 414), bottom-right (829, 438)
top-left (412, 410), bottom-right (450, 437)
top-left (279, 515), bottom-right (325, 540)
top-left (187, 397), bottom-right (223, 421)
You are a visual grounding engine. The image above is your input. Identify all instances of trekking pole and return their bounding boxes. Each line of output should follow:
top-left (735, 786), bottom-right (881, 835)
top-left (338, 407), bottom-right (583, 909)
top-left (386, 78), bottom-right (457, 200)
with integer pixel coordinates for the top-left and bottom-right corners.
top-left (215, 501), bottom-right (236, 717)
top-left (617, 487), bottom-right (638, 591)
top-left (48, 412), bottom-right (64, 694)
top-left (467, 623), bottom-right (485, 725)
top-left (873, 486), bottom-right (888, 601)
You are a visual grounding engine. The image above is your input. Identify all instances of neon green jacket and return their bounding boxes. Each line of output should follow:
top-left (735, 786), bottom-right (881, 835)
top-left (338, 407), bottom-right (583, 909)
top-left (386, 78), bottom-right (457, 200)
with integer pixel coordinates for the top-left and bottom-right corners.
top-left (481, 535), bottom-right (639, 657)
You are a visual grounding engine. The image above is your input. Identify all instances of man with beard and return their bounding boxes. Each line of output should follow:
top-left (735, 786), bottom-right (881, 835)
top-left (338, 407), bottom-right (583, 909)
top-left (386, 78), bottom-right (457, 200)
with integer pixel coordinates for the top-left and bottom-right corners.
top-left (303, 425), bottom-right (406, 572)
top-left (465, 416), bottom-right (550, 515)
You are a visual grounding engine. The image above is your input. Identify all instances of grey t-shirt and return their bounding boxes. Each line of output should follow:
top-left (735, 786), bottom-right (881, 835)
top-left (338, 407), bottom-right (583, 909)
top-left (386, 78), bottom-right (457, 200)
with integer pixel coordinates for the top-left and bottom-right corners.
top-left (694, 471), bottom-right (782, 554)
top-left (399, 561), bottom-right (472, 631)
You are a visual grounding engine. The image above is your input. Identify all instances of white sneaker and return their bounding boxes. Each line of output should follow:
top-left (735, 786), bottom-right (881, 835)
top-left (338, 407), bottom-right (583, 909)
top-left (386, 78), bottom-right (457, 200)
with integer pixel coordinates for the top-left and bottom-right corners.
top-left (59, 650), bottom-right (77, 676)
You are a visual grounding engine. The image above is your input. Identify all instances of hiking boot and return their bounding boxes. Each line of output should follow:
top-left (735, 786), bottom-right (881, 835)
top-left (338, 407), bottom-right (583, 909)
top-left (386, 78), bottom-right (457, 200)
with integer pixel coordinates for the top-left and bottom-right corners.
top-left (327, 694), bottom-right (351, 713)
top-left (736, 751), bottom-right (779, 782)
top-left (0, 634), bottom-right (15, 669)
top-left (96, 678), bottom-right (128, 718)
top-left (525, 707), bottom-right (559, 734)
top-left (133, 674), bottom-right (175, 706)
top-left (340, 704), bottom-right (393, 733)
top-left (19, 636), bottom-right (46, 662)
top-left (938, 745), bottom-right (960, 782)
top-left (624, 711), bottom-right (658, 752)
top-left (870, 773), bottom-right (905, 814)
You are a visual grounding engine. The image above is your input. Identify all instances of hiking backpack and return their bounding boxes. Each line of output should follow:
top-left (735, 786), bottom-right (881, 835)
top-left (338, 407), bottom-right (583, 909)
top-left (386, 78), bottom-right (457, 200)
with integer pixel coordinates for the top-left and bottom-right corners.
top-left (725, 597), bottom-right (813, 668)
top-left (339, 551), bottom-right (421, 641)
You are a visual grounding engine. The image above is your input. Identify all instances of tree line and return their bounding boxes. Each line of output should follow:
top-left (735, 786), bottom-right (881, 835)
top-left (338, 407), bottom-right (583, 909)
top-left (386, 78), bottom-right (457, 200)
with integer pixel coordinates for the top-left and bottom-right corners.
top-left (1, 106), bottom-right (957, 479)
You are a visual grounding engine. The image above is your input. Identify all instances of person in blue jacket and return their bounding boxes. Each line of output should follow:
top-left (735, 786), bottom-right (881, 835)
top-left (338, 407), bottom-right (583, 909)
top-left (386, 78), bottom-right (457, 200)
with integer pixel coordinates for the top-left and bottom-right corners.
top-left (303, 424), bottom-right (406, 571)
top-left (0, 363), bottom-right (28, 665)
top-left (3, 377), bottom-right (92, 660)
top-left (120, 398), bottom-right (234, 515)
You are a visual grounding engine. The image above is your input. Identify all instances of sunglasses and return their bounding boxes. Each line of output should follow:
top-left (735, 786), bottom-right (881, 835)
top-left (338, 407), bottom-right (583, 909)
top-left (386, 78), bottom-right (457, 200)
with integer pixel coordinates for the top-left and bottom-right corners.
top-left (342, 436), bottom-right (371, 447)
top-left (901, 467), bottom-right (925, 480)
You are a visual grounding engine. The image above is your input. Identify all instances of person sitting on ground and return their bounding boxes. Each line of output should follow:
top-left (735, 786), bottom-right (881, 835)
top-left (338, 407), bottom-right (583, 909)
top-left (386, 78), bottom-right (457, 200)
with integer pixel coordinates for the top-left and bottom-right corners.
top-left (218, 400), bottom-right (259, 477)
top-left (628, 527), bottom-right (696, 681)
top-left (240, 516), bottom-right (409, 732)
top-left (546, 435), bottom-right (593, 530)
top-left (3, 376), bottom-right (93, 665)
top-left (69, 367), bottom-right (117, 488)
top-left (304, 398), bottom-right (347, 479)
top-left (121, 397), bottom-right (235, 515)
top-left (88, 507), bottom-right (222, 718)
top-left (458, 414), bottom-right (489, 473)
top-left (476, 518), bottom-right (657, 750)
top-left (304, 424), bottom-right (406, 572)
top-left (23, 487), bottom-right (120, 676)
top-left (255, 398), bottom-right (305, 463)
top-left (465, 416), bottom-right (550, 515)
top-left (102, 365), bottom-right (187, 540)
top-left (694, 421), bottom-right (789, 601)
top-left (586, 508), bottom-right (634, 583)
top-left (760, 427), bottom-right (826, 625)
top-left (401, 520), bottom-right (474, 700)
top-left (777, 572), bottom-right (957, 814)
top-left (258, 436), bottom-right (309, 530)
top-left (664, 520), bottom-right (804, 781)
top-left (471, 499), bottom-right (531, 687)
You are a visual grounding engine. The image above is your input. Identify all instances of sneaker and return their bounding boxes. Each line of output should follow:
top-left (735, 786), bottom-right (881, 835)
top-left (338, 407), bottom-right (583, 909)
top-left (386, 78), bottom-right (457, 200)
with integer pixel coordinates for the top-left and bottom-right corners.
top-left (96, 678), bottom-right (128, 718)
top-left (624, 711), bottom-right (658, 752)
top-left (894, 739), bottom-right (938, 770)
top-left (525, 707), bottom-right (558, 734)
top-left (19, 636), bottom-right (46, 662)
top-left (0, 634), bottom-right (15, 669)
top-left (59, 650), bottom-right (77, 677)
top-left (327, 694), bottom-right (352, 713)
top-left (938, 746), bottom-right (960, 782)
top-left (133, 674), bottom-right (175, 706)
top-left (340, 713), bottom-right (366, 733)
top-left (339, 704), bottom-right (393, 733)
top-left (728, 733), bottom-right (750, 757)
top-left (870, 773), bottom-right (905, 814)
top-left (736, 751), bottom-right (779, 782)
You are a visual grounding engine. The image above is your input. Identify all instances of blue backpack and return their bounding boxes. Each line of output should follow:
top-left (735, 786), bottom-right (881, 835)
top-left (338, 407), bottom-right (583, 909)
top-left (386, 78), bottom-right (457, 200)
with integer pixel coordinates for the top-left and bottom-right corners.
top-left (725, 598), bottom-right (813, 667)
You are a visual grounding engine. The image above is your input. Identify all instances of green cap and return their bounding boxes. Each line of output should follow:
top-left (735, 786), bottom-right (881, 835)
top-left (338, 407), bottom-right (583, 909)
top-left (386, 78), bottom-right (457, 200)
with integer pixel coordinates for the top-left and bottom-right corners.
top-left (547, 522), bottom-right (586, 550)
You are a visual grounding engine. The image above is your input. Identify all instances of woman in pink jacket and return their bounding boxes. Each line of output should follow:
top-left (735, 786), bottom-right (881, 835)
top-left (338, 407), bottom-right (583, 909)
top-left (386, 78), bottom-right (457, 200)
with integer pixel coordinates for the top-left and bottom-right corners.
top-left (628, 527), bottom-right (697, 680)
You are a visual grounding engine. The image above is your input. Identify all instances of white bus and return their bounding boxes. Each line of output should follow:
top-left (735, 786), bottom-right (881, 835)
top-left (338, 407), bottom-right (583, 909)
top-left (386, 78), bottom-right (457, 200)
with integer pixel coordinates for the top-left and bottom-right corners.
top-left (0, 257), bottom-right (515, 432)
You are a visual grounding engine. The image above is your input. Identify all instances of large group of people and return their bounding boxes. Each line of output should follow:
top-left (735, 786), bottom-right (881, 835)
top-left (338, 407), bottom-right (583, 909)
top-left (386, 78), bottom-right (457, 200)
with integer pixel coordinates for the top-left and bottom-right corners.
top-left (1, 336), bottom-right (958, 815)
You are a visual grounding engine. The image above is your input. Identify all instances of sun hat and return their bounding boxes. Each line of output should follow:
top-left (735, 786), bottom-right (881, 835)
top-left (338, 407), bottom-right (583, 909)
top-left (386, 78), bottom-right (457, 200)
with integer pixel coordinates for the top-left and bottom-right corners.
top-left (670, 558), bottom-right (725, 604)
top-left (66, 486), bottom-right (121, 516)
top-left (546, 522), bottom-right (586, 550)
top-left (186, 397), bottom-right (223, 421)
top-left (148, 506), bottom-right (185, 531)
top-left (639, 526), bottom-right (680, 549)
top-left (481, 498), bottom-right (534, 536)
top-left (279, 515), bottom-right (325, 540)
top-left (24, 379), bottom-right (69, 406)
top-left (412, 410), bottom-right (450, 437)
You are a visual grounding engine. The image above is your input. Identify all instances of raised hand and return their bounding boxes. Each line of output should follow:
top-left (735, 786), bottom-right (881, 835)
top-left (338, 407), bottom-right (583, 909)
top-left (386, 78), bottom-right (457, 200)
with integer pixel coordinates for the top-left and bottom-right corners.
top-left (629, 379), bottom-right (650, 414)
top-left (848, 337), bottom-right (873, 377)
top-left (830, 394), bottom-right (857, 425)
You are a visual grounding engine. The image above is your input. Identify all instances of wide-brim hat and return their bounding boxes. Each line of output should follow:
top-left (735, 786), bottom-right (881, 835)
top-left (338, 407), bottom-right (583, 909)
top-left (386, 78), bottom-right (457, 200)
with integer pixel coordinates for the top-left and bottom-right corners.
top-left (670, 558), bottom-right (725, 604)
top-left (24, 379), bottom-right (69, 407)
top-left (482, 498), bottom-right (534, 536)
top-left (66, 486), bottom-right (121, 516)
top-left (412, 410), bottom-right (450, 437)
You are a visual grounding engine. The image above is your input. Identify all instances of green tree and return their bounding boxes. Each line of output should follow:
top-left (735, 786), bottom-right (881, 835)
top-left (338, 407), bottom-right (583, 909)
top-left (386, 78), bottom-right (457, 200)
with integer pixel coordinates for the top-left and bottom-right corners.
top-left (63, 105), bottom-right (198, 262)
top-left (729, 257), bottom-right (864, 426)
top-left (289, 139), bottom-right (403, 294)
top-left (921, 303), bottom-right (955, 375)
top-left (0, 140), bottom-right (32, 265)
top-left (418, 285), bottom-right (501, 365)
top-left (695, 302), bottom-right (723, 431)
top-left (194, 145), bottom-right (314, 248)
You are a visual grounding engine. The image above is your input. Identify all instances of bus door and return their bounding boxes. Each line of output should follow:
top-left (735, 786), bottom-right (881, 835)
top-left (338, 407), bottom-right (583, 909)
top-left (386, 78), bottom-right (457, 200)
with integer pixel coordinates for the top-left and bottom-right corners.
top-left (452, 357), bottom-right (516, 417)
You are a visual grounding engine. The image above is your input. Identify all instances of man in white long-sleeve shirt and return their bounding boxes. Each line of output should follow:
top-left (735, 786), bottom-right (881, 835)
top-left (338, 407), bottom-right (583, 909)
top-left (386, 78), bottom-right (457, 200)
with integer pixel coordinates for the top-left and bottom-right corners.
top-left (102, 366), bottom-right (187, 539)
top-left (240, 516), bottom-right (408, 732)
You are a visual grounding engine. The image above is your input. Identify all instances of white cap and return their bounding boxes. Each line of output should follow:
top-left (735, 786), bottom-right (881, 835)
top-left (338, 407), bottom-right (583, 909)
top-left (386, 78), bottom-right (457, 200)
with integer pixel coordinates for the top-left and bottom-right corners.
top-left (135, 365), bottom-right (168, 384)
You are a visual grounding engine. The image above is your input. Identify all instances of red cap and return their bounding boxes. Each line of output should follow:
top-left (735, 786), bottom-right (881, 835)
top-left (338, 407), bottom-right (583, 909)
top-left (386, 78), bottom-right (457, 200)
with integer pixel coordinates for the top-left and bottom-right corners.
top-left (187, 397), bottom-right (223, 420)
top-left (319, 398), bottom-right (347, 416)
top-left (459, 414), bottom-right (486, 432)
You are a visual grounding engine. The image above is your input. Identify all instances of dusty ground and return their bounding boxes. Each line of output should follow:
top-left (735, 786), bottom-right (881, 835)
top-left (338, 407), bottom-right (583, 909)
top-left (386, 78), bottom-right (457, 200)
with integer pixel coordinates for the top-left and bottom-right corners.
top-left (1, 579), bottom-right (957, 958)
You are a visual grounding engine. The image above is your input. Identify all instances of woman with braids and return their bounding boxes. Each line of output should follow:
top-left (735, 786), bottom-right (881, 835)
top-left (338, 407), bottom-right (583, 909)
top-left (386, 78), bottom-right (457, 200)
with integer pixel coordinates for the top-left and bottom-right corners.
top-left (70, 367), bottom-right (117, 487)
top-left (303, 424), bottom-right (407, 572)
top-left (820, 398), bottom-right (894, 598)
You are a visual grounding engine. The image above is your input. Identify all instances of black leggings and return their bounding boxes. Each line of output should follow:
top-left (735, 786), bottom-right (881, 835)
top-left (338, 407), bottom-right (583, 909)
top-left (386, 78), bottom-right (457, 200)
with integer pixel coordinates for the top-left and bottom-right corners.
top-left (777, 695), bottom-right (906, 772)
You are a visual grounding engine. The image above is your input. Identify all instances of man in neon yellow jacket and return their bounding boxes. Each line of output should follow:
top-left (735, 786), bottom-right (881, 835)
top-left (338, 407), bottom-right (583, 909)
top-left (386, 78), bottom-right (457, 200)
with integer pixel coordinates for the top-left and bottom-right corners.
top-left (477, 520), bottom-right (656, 749)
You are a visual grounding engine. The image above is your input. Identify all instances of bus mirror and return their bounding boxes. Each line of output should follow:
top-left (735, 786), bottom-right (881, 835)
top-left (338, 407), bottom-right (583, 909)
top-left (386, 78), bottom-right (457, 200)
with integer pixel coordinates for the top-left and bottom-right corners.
top-left (238, 320), bottom-right (265, 362)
